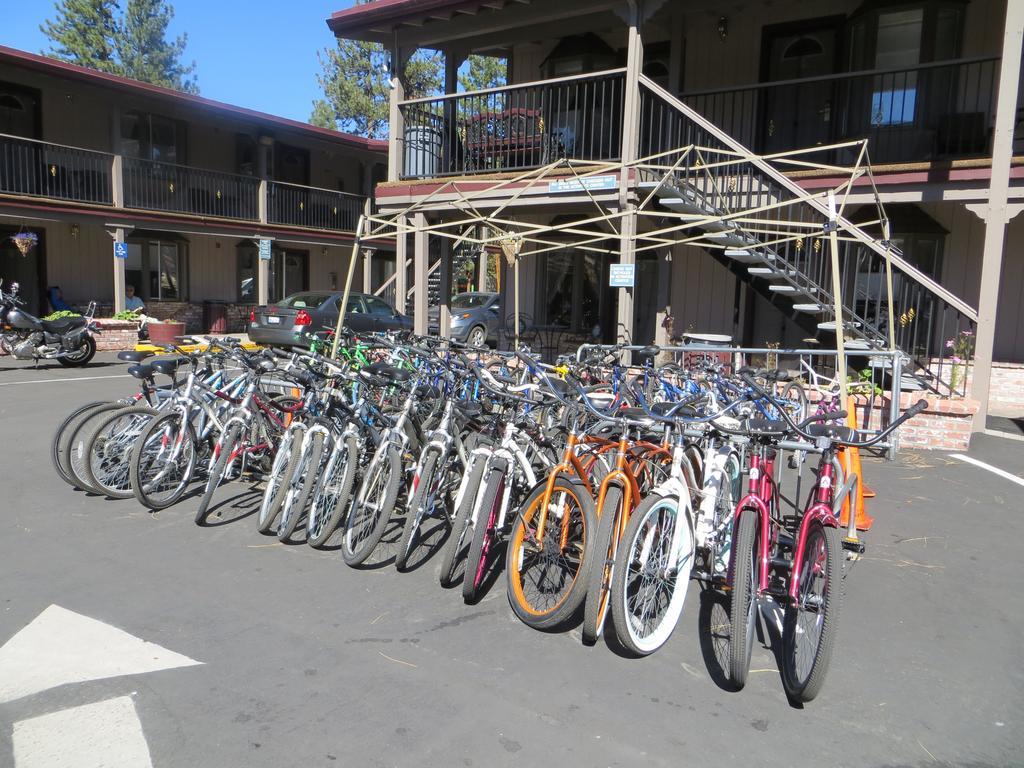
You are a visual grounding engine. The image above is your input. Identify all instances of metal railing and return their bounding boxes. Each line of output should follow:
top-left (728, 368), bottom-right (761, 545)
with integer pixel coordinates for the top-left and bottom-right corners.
top-left (398, 69), bottom-right (626, 179)
top-left (638, 76), bottom-right (978, 396)
top-left (0, 132), bottom-right (113, 205)
top-left (267, 181), bottom-right (364, 231)
top-left (123, 157), bottom-right (260, 220)
top-left (681, 57), bottom-right (999, 165)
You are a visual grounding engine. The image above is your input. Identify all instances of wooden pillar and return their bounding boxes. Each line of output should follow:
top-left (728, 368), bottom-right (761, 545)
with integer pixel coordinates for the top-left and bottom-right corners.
top-left (388, 35), bottom-right (408, 183)
top-left (615, 2), bottom-right (644, 356)
top-left (972, 0), bottom-right (1024, 430)
top-left (439, 236), bottom-right (453, 338)
top-left (413, 212), bottom-right (429, 334)
top-left (395, 214), bottom-right (408, 314)
top-left (111, 227), bottom-right (126, 314)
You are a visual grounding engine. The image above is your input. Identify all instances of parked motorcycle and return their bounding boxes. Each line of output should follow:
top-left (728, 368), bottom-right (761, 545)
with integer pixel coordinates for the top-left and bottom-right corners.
top-left (0, 280), bottom-right (99, 366)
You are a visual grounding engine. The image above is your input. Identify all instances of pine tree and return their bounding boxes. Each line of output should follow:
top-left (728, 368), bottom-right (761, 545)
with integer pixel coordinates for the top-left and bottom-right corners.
top-left (459, 55), bottom-right (507, 93)
top-left (311, 0), bottom-right (441, 138)
top-left (40, 0), bottom-right (121, 74)
top-left (117, 0), bottom-right (198, 93)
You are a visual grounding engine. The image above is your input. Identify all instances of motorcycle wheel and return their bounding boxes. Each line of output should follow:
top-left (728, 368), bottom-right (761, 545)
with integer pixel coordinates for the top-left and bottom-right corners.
top-left (58, 335), bottom-right (96, 367)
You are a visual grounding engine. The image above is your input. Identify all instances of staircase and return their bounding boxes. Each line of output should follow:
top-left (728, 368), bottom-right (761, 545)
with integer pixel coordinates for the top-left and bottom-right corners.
top-left (636, 76), bottom-right (978, 395)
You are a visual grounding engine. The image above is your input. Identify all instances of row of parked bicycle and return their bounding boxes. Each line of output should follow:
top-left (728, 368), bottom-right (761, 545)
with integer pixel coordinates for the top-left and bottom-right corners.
top-left (51, 332), bottom-right (925, 703)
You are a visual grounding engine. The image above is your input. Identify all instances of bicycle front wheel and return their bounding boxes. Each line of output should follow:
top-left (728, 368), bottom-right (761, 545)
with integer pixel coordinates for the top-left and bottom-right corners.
top-left (342, 444), bottom-right (402, 566)
top-left (438, 457), bottom-right (485, 587)
top-left (782, 521), bottom-right (844, 703)
top-left (506, 477), bottom-right (595, 630)
top-left (257, 427), bottom-right (302, 534)
top-left (611, 493), bottom-right (694, 655)
top-left (728, 510), bottom-right (759, 689)
top-left (83, 405), bottom-right (158, 499)
top-left (306, 434), bottom-right (358, 549)
top-left (396, 450), bottom-right (439, 571)
top-left (462, 468), bottom-right (505, 603)
top-left (582, 486), bottom-right (622, 644)
top-left (277, 431), bottom-right (327, 542)
top-left (130, 411), bottom-right (198, 510)
top-left (195, 424), bottom-right (241, 525)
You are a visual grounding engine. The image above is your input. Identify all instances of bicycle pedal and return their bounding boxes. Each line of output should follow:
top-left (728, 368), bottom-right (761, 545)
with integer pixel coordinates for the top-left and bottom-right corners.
top-left (841, 537), bottom-right (866, 555)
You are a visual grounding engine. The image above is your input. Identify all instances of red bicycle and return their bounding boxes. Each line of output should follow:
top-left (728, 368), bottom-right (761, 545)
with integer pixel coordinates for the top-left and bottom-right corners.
top-left (727, 374), bottom-right (926, 702)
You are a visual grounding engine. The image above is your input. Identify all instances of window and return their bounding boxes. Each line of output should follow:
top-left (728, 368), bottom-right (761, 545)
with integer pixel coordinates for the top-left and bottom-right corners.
top-left (126, 237), bottom-right (187, 301)
top-left (871, 9), bottom-right (923, 126)
top-left (365, 297), bottom-right (395, 316)
top-left (121, 111), bottom-right (184, 163)
top-left (237, 245), bottom-right (257, 302)
top-left (540, 250), bottom-right (605, 333)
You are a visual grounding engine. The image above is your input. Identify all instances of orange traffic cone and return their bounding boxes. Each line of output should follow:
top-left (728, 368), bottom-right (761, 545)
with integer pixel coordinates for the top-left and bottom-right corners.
top-left (839, 395), bottom-right (874, 531)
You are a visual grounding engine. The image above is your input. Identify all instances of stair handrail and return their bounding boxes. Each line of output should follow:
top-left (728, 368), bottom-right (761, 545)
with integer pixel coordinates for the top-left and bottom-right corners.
top-left (638, 75), bottom-right (978, 323)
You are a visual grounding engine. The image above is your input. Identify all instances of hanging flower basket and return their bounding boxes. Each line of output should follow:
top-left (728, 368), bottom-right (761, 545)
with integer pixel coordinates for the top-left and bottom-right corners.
top-left (10, 231), bottom-right (38, 257)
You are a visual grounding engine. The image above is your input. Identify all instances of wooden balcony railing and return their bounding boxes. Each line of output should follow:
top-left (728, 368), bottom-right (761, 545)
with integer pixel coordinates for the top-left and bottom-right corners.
top-left (0, 132), bottom-right (366, 233)
top-left (123, 157), bottom-right (260, 220)
top-left (267, 181), bottom-right (365, 231)
top-left (0, 133), bottom-right (113, 204)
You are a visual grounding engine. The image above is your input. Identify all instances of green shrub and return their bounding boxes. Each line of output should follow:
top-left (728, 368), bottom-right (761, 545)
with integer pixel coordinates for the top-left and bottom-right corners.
top-left (42, 310), bottom-right (81, 321)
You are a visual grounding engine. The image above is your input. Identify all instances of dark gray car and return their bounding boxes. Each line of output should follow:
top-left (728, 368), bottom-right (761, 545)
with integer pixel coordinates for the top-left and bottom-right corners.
top-left (428, 292), bottom-right (500, 346)
top-left (249, 291), bottom-right (412, 347)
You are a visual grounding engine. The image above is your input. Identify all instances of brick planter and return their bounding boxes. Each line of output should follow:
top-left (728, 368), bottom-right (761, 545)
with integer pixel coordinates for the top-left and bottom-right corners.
top-left (846, 393), bottom-right (979, 451)
top-left (93, 319), bottom-right (139, 351)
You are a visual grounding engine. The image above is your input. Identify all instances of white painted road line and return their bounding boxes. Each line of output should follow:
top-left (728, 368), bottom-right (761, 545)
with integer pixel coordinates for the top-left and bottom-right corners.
top-left (13, 696), bottom-right (154, 768)
top-left (951, 454), bottom-right (1024, 489)
top-left (0, 604), bottom-right (202, 704)
top-left (0, 374), bottom-right (131, 387)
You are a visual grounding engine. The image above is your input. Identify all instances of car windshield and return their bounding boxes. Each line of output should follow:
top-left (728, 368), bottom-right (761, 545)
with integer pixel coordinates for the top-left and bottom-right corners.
top-left (277, 293), bottom-right (332, 309)
top-left (451, 293), bottom-right (492, 310)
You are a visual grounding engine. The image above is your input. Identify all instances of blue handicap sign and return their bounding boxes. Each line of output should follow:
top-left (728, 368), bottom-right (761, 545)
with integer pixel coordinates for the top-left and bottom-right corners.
top-left (113, 241), bottom-right (129, 259)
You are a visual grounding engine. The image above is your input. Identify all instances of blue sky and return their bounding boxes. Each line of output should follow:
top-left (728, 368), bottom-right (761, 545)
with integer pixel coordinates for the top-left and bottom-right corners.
top-left (1, 0), bottom-right (358, 122)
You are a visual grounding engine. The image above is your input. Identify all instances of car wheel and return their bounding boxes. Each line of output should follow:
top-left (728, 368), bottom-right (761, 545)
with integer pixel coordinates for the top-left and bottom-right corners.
top-left (467, 325), bottom-right (488, 348)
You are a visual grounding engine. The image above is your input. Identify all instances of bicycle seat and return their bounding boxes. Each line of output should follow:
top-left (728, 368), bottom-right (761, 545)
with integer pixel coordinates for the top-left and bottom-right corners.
top-left (651, 401), bottom-right (698, 419)
top-left (126, 363), bottom-right (154, 380)
top-left (365, 362), bottom-right (411, 383)
top-left (618, 407), bottom-right (657, 426)
top-left (118, 350), bottom-right (153, 363)
top-left (455, 401), bottom-right (484, 420)
top-left (806, 423), bottom-right (858, 443)
top-left (150, 358), bottom-right (186, 377)
top-left (640, 345), bottom-right (660, 358)
top-left (746, 418), bottom-right (788, 434)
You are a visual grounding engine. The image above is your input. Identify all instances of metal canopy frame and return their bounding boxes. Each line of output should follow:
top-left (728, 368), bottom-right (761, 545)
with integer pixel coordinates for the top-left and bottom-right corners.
top-left (332, 138), bottom-right (901, 380)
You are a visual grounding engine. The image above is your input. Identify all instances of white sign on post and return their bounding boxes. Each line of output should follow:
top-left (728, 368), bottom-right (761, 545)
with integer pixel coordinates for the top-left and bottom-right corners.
top-left (608, 263), bottom-right (635, 288)
top-left (258, 239), bottom-right (272, 261)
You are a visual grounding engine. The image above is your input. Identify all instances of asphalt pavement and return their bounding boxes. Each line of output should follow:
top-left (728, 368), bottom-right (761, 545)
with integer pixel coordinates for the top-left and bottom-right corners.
top-left (0, 353), bottom-right (1021, 767)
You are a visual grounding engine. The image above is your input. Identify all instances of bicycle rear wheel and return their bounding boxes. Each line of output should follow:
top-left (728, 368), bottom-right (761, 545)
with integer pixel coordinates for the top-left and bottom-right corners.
top-left (582, 487), bottom-right (622, 644)
top-left (782, 522), bottom-right (844, 703)
top-left (67, 402), bottom-right (131, 493)
top-left (52, 400), bottom-right (108, 486)
top-left (506, 477), bottom-right (595, 630)
top-left (611, 493), bottom-right (694, 655)
top-left (728, 510), bottom-right (759, 689)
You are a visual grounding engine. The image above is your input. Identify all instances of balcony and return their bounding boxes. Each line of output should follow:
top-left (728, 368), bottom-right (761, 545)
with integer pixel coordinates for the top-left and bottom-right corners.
top-left (0, 132), bottom-right (366, 233)
top-left (681, 57), bottom-right (1000, 165)
top-left (267, 181), bottom-right (365, 231)
top-left (0, 134), bottom-right (113, 205)
top-left (398, 69), bottom-right (626, 179)
top-left (123, 158), bottom-right (260, 220)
